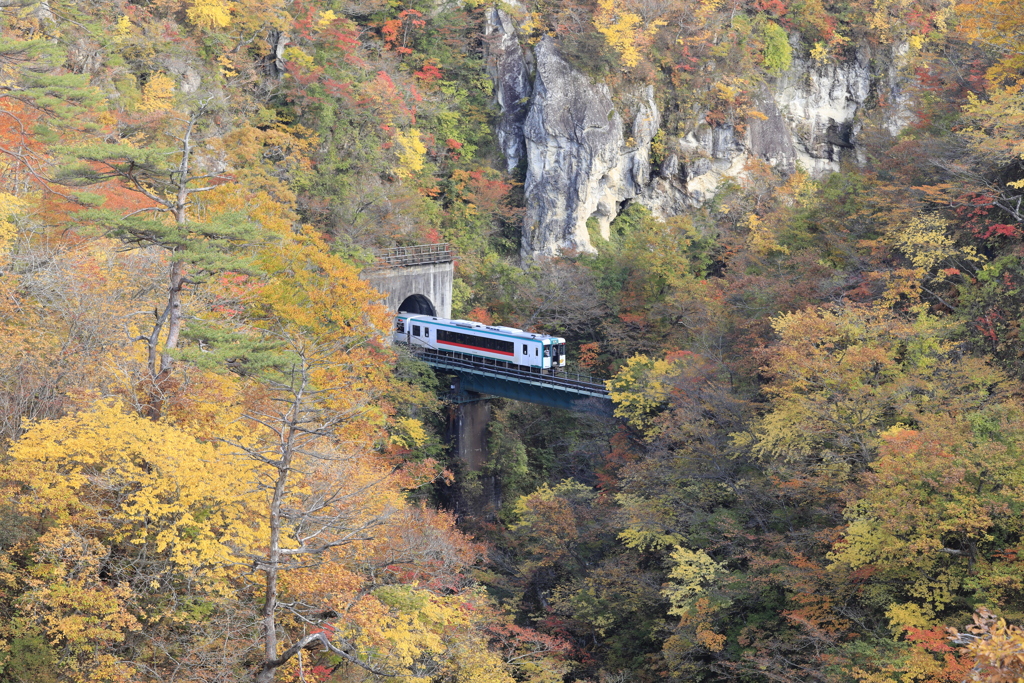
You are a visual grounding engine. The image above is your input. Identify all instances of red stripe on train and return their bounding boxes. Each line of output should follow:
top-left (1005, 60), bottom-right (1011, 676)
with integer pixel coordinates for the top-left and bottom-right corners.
top-left (437, 340), bottom-right (515, 356)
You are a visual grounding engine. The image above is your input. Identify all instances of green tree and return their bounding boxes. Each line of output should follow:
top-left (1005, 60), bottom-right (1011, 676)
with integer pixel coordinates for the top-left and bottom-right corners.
top-left (59, 103), bottom-right (270, 399)
top-left (760, 19), bottom-right (792, 74)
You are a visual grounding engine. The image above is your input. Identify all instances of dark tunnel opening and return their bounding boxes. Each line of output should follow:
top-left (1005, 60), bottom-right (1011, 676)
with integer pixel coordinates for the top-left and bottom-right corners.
top-left (398, 294), bottom-right (436, 316)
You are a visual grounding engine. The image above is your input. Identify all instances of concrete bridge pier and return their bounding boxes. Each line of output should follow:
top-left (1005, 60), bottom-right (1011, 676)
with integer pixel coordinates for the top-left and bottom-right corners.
top-left (453, 391), bottom-right (490, 473)
top-left (445, 381), bottom-right (503, 518)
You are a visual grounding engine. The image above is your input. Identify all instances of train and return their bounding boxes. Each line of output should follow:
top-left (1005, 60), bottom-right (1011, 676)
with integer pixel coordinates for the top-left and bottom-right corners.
top-left (395, 313), bottom-right (567, 373)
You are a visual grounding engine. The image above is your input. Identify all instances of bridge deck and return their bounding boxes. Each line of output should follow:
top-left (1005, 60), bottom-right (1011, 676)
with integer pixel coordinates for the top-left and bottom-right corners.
top-left (409, 347), bottom-right (612, 414)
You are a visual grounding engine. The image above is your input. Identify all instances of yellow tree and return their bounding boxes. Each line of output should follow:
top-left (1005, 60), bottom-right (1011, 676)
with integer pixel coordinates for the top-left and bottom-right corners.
top-left (239, 332), bottom-right (514, 682)
top-left (831, 406), bottom-right (1024, 628)
top-left (220, 234), bottom-right (513, 682)
top-left (0, 401), bottom-right (265, 681)
top-left (953, 608), bottom-right (1024, 683)
top-left (955, 0), bottom-right (1024, 84)
top-left (826, 407), bottom-right (1024, 683)
top-left (0, 233), bottom-right (167, 447)
top-left (593, 0), bottom-right (666, 68)
top-left (737, 304), bottom-right (1005, 471)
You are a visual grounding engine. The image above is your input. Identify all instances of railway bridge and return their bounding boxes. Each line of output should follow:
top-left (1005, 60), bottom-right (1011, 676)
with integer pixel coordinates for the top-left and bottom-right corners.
top-left (411, 348), bottom-right (611, 415)
top-left (362, 244), bottom-right (614, 500)
top-left (413, 346), bottom-right (611, 514)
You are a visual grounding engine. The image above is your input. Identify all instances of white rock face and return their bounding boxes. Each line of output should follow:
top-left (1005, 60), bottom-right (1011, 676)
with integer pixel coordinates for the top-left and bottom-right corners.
top-left (506, 32), bottom-right (908, 256)
top-left (521, 38), bottom-right (659, 256)
top-left (776, 49), bottom-right (871, 171)
top-left (485, 7), bottom-right (532, 171)
top-left (642, 49), bottom-right (888, 221)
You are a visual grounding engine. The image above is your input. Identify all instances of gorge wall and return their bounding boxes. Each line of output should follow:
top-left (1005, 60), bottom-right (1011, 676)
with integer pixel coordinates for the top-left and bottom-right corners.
top-left (485, 10), bottom-right (912, 258)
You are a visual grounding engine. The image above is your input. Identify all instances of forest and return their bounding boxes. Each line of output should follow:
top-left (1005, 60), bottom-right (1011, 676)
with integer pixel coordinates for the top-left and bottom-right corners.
top-left (0, 0), bottom-right (1022, 681)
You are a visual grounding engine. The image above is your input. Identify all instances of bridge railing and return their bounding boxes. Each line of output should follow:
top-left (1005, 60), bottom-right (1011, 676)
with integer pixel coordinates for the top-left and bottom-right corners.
top-left (561, 363), bottom-right (606, 386)
top-left (368, 243), bottom-right (453, 270)
top-left (409, 347), bottom-right (610, 397)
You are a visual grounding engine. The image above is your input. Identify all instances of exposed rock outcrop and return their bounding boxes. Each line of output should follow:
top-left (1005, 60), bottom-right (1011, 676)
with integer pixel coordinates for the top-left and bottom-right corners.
top-left (161, 57), bottom-right (202, 94)
top-left (504, 29), bottom-right (910, 257)
top-left (521, 38), bottom-right (659, 256)
top-left (485, 7), bottom-right (532, 172)
top-left (641, 51), bottom-right (878, 220)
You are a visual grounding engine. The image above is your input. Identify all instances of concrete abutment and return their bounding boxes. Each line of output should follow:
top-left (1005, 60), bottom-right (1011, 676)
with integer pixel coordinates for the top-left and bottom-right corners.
top-left (361, 261), bottom-right (453, 319)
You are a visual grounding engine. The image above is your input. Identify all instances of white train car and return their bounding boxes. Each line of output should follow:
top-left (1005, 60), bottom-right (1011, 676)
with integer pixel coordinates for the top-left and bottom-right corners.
top-left (395, 313), bottom-right (566, 373)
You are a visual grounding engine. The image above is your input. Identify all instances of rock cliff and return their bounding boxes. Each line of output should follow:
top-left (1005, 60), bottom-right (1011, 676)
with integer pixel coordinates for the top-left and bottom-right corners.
top-left (485, 7), bottom-right (532, 172)
top-left (485, 25), bottom-right (911, 258)
top-left (519, 38), bottom-right (659, 256)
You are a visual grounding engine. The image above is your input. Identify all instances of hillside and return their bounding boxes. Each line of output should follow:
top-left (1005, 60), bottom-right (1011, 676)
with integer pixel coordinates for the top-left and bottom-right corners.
top-left (1, 0), bottom-right (1023, 681)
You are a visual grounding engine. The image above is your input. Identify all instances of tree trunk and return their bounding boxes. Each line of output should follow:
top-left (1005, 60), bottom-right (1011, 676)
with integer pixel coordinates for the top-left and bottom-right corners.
top-left (159, 258), bottom-right (186, 375)
top-left (257, 394), bottom-right (299, 683)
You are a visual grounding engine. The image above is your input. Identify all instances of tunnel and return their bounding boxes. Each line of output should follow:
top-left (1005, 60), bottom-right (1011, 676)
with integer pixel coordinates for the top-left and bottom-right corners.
top-left (398, 294), bottom-right (436, 316)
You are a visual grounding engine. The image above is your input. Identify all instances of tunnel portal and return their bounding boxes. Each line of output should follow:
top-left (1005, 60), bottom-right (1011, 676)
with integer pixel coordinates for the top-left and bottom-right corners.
top-left (398, 294), bottom-right (436, 316)
top-left (360, 245), bottom-right (453, 319)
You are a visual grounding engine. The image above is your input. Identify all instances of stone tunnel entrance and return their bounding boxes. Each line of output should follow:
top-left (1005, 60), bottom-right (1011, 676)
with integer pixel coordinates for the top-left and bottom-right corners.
top-left (360, 244), bottom-right (453, 319)
top-left (398, 293), bottom-right (436, 316)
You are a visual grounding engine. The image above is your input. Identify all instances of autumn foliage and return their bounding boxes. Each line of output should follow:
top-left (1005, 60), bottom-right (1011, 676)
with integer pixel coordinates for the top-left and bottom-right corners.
top-left (2, 0), bottom-right (1024, 681)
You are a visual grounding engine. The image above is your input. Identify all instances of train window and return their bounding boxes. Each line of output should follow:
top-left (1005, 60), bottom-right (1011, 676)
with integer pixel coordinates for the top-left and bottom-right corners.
top-left (544, 345), bottom-right (551, 357)
top-left (437, 329), bottom-right (514, 355)
top-left (424, 328), bottom-right (429, 338)
top-left (522, 344), bottom-right (527, 354)
top-left (412, 325), bottom-right (421, 336)
top-left (396, 319), bottom-right (405, 333)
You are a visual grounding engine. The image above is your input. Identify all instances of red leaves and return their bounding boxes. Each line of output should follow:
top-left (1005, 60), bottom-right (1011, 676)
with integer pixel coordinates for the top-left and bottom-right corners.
top-left (447, 168), bottom-right (519, 222)
top-left (466, 307), bottom-right (493, 325)
top-left (486, 622), bottom-right (572, 663)
top-left (578, 342), bottom-right (601, 370)
top-left (307, 664), bottom-right (334, 683)
top-left (663, 349), bottom-right (697, 363)
top-left (991, 546), bottom-right (1020, 562)
top-left (975, 310), bottom-right (1002, 342)
top-left (907, 626), bottom-right (956, 653)
top-left (976, 223), bottom-right (1020, 239)
top-left (322, 77), bottom-right (351, 98)
top-left (414, 60), bottom-right (443, 82)
top-left (381, 9), bottom-right (426, 54)
top-left (753, 0), bottom-right (788, 17)
top-left (674, 45), bottom-right (701, 72)
top-left (848, 565), bottom-right (878, 584)
top-left (595, 426), bottom-right (639, 490)
top-left (380, 19), bottom-right (403, 49)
